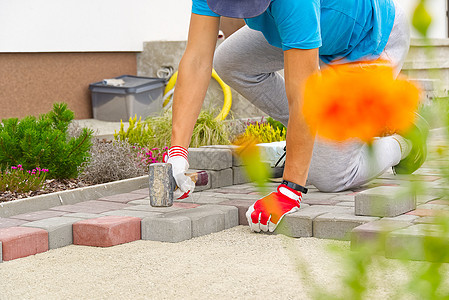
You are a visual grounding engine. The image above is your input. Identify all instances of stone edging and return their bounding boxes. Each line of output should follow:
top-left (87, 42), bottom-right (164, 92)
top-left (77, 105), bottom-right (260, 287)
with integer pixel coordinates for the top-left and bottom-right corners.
top-left (0, 176), bottom-right (149, 218)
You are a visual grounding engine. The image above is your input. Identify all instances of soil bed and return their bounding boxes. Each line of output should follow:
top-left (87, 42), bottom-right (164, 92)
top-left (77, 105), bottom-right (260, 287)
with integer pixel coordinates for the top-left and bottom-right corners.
top-left (0, 178), bottom-right (92, 203)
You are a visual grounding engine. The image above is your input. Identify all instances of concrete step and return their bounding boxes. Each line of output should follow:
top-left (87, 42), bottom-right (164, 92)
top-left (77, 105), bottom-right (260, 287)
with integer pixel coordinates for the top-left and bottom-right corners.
top-left (406, 38), bottom-right (449, 64)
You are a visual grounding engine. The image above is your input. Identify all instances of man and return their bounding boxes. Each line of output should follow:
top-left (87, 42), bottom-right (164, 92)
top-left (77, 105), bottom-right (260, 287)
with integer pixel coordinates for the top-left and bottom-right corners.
top-left (166, 0), bottom-right (424, 233)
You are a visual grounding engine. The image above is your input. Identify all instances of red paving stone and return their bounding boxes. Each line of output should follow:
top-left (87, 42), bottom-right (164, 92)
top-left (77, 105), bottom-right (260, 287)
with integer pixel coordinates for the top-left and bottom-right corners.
top-left (0, 218), bottom-right (28, 229)
top-left (73, 216), bottom-right (141, 247)
top-left (97, 193), bottom-right (147, 203)
top-left (0, 227), bottom-right (48, 261)
top-left (10, 210), bottom-right (67, 222)
top-left (406, 209), bottom-right (449, 217)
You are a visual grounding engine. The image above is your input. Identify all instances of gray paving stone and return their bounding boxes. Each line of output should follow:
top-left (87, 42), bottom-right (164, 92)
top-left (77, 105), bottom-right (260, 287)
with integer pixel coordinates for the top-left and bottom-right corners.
top-left (141, 215), bottom-right (192, 243)
top-left (336, 201), bottom-right (355, 207)
top-left (385, 224), bottom-right (449, 262)
top-left (355, 186), bottom-right (416, 217)
top-left (0, 241), bottom-right (2, 263)
top-left (97, 193), bottom-right (147, 203)
top-left (213, 193), bottom-right (261, 200)
top-left (50, 200), bottom-right (131, 214)
top-left (21, 217), bottom-right (84, 249)
top-left (351, 219), bottom-right (412, 250)
top-left (413, 217), bottom-right (437, 224)
top-left (209, 168), bottom-right (233, 189)
top-left (313, 212), bottom-right (379, 240)
top-left (61, 213), bottom-right (103, 219)
top-left (9, 210), bottom-right (67, 222)
top-left (165, 206), bottom-right (226, 238)
top-left (233, 166), bottom-right (251, 185)
top-left (180, 192), bottom-right (231, 205)
top-left (123, 204), bottom-right (184, 213)
top-left (218, 199), bottom-right (255, 225)
top-left (102, 210), bottom-right (161, 219)
top-left (202, 205), bottom-right (239, 229)
top-left (0, 218), bottom-right (28, 228)
top-left (382, 214), bottom-right (420, 222)
top-left (131, 188), bottom-right (149, 195)
top-left (417, 194), bottom-right (441, 204)
top-left (127, 199), bottom-right (151, 205)
top-left (332, 195), bottom-right (356, 201)
top-left (188, 148), bottom-right (232, 170)
top-left (275, 205), bottom-right (352, 237)
top-left (200, 145), bottom-right (241, 166)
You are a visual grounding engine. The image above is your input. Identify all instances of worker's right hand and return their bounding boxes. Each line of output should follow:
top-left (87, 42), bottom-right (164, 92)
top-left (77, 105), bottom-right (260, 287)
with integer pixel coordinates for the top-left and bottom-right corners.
top-left (165, 146), bottom-right (195, 199)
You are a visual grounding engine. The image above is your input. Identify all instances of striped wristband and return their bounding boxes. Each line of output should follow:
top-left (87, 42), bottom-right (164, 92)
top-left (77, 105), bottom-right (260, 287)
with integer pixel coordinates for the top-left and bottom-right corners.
top-left (168, 146), bottom-right (189, 161)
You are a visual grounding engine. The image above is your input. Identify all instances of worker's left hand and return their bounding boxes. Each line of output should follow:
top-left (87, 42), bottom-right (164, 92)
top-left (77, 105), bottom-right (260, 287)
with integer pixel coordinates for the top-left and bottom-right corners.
top-left (246, 184), bottom-right (303, 232)
top-left (165, 146), bottom-right (195, 199)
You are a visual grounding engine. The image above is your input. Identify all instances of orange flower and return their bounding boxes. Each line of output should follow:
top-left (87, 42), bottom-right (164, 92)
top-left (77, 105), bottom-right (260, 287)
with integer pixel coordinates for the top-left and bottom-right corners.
top-left (303, 63), bottom-right (420, 142)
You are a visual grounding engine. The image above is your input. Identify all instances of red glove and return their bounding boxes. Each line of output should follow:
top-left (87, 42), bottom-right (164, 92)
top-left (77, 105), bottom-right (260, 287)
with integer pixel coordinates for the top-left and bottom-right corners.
top-left (246, 184), bottom-right (303, 232)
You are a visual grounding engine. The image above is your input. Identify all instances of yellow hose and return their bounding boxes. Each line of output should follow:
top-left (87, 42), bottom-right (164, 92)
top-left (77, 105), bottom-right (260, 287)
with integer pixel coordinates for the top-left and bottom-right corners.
top-left (162, 69), bottom-right (232, 121)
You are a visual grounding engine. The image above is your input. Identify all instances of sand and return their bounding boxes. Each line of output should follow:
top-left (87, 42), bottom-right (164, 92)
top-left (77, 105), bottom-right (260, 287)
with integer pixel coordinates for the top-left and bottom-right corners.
top-left (0, 226), bottom-right (446, 299)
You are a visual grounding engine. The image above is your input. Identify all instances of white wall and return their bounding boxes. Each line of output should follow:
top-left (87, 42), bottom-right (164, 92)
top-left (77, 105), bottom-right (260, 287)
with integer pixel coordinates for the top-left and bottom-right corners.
top-left (0, 0), bottom-right (447, 53)
top-left (397, 0), bottom-right (448, 38)
top-left (0, 0), bottom-right (191, 52)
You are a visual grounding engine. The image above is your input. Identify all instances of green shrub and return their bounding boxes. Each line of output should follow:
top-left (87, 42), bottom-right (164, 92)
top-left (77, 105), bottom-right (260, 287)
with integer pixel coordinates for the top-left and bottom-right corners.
top-left (114, 109), bottom-right (231, 148)
top-left (266, 117), bottom-right (286, 132)
top-left (0, 103), bottom-right (93, 179)
top-left (237, 122), bottom-right (286, 144)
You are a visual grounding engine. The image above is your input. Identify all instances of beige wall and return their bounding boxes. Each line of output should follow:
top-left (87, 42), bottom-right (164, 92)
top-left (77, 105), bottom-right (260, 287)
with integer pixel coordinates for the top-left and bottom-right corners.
top-left (0, 52), bottom-right (137, 120)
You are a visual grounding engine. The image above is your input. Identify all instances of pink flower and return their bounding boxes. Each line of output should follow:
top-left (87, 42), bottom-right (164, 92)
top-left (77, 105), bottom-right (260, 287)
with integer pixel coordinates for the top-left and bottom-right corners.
top-left (11, 166), bottom-right (17, 170)
top-left (17, 164), bottom-right (22, 168)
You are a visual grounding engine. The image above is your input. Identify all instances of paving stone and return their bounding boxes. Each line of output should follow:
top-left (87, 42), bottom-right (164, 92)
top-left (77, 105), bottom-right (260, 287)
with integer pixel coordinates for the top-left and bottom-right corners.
top-left (172, 202), bottom-right (201, 209)
top-left (50, 200), bottom-right (131, 214)
top-left (417, 204), bottom-right (449, 210)
top-left (0, 218), bottom-right (28, 229)
top-left (180, 192), bottom-right (231, 205)
top-left (313, 212), bottom-right (379, 240)
top-left (141, 215), bottom-right (192, 243)
top-left (275, 205), bottom-right (352, 238)
top-left (130, 188), bottom-right (149, 195)
top-left (123, 204), bottom-right (183, 213)
top-left (188, 148), bottom-right (232, 170)
top-left (0, 242), bottom-right (2, 263)
top-left (218, 199), bottom-right (255, 225)
top-left (10, 210), bottom-right (67, 222)
top-left (0, 227), bottom-right (48, 261)
top-left (417, 195), bottom-right (441, 204)
top-left (73, 216), bottom-right (141, 247)
top-left (355, 186), bottom-right (416, 217)
top-left (233, 166), bottom-right (251, 185)
top-left (428, 199), bottom-right (449, 205)
top-left (332, 195), bottom-right (356, 202)
top-left (382, 214), bottom-right (420, 222)
top-left (214, 188), bottom-right (252, 195)
top-left (351, 219), bottom-right (412, 250)
top-left (336, 201), bottom-right (355, 207)
top-left (97, 193), bottom-right (147, 204)
top-left (201, 205), bottom-right (239, 229)
top-left (209, 168), bottom-right (233, 189)
top-left (200, 145), bottom-right (241, 166)
top-left (406, 209), bottom-right (449, 217)
top-left (165, 205), bottom-right (226, 238)
top-left (413, 217), bottom-right (438, 224)
top-left (213, 193), bottom-right (261, 200)
top-left (61, 213), bottom-right (103, 219)
top-left (385, 224), bottom-right (449, 262)
top-left (102, 210), bottom-right (162, 219)
top-left (127, 199), bottom-right (150, 205)
top-left (302, 197), bottom-right (341, 206)
top-left (22, 217), bottom-right (83, 249)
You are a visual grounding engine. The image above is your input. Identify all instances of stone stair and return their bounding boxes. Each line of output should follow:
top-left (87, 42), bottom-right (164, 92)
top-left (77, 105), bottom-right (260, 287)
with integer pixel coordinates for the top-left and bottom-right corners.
top-left (402, 38), bottom-right (449, 102)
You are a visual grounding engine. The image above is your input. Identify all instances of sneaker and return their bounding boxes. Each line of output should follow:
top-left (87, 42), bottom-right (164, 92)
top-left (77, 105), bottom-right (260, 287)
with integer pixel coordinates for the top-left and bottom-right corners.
top-left (393, 113), bottom-right (430, 174)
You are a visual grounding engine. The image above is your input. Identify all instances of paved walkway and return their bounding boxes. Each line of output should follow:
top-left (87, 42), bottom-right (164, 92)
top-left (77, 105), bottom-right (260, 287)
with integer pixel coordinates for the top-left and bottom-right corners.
top-left (0, 129), bottom-right (448, 263)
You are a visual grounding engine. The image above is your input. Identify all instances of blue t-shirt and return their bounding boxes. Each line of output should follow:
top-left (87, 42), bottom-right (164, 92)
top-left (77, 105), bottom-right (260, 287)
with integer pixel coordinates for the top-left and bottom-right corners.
top-left (192, 0), bottom-right (395, 64)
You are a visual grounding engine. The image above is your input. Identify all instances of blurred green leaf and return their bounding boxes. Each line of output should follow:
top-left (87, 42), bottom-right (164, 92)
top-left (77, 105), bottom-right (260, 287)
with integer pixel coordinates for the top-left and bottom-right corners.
top-left (412, 0), bottom-right (432, 36)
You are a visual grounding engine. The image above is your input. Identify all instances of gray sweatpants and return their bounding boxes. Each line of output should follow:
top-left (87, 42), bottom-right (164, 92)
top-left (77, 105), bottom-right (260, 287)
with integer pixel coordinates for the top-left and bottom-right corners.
top-left (213, 1), bottom-right (411, 192)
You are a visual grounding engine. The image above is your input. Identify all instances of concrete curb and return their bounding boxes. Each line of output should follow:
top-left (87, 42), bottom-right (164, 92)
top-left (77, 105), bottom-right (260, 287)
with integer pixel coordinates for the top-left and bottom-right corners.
top-left (0, 176), bottom-right (149, 218)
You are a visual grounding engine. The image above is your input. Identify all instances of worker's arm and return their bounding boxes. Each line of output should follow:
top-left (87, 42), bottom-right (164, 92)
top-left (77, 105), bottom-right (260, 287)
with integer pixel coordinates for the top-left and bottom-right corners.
top-left (246, 48), bottom-right (319, 232)
top-left (282, 48), bottom-right (319, 186)
top-left (171, 13), bottom-right (220, 148)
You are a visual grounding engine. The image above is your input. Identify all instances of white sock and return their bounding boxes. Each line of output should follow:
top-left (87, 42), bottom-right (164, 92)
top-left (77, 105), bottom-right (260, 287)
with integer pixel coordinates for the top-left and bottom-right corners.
top-left (392, 134), bottom-right (412, 160)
